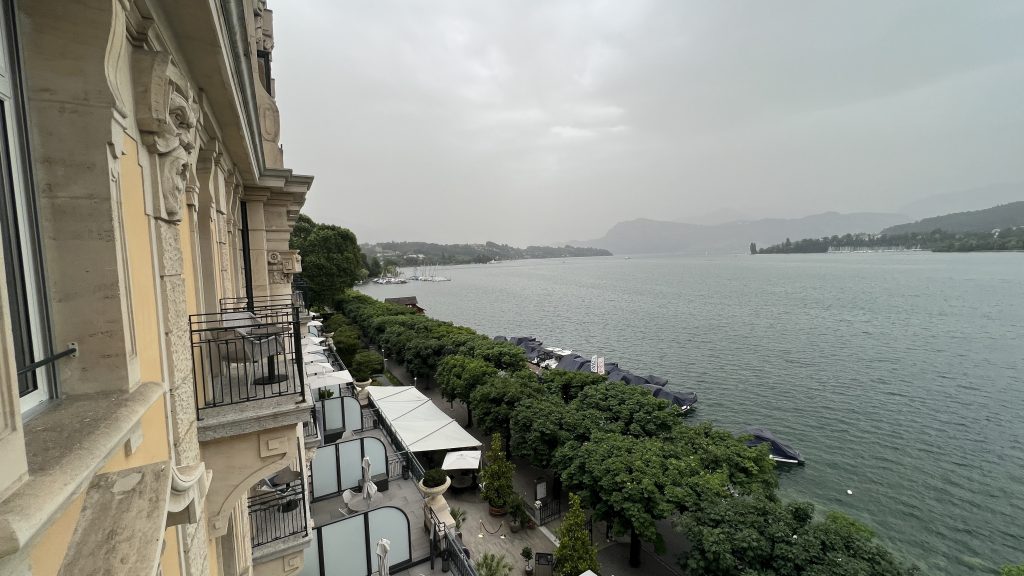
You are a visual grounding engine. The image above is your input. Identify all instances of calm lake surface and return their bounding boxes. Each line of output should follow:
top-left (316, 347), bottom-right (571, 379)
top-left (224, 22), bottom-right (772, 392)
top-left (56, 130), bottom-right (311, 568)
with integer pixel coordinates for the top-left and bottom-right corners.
top-left (360, 253), bottom-right (1024, 574)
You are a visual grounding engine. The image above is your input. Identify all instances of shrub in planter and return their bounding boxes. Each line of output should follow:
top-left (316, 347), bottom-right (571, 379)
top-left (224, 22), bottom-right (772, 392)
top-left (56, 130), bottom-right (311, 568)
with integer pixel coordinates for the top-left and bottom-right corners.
top-left (475, 553), bottom-right (513, 576)
top-left (317, 388), bottom-right (335, 400)
top-left (422, 468), bottom-right (449, 488)
top-left (521, 547), bottom-right (534, 576)
top-left (480, 433), bottom-right (515, 515)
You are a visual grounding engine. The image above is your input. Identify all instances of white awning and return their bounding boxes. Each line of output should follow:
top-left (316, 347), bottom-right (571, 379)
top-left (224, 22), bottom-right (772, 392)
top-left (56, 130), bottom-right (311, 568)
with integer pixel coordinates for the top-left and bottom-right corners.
top-left (307, 370), bottom-right (354, 388)
top-left (366, 387), bottom-right (481, 453)
top-left (306, 362), bottom-right (335, 376)
top-left (442, 450), bottom-right (481, 471)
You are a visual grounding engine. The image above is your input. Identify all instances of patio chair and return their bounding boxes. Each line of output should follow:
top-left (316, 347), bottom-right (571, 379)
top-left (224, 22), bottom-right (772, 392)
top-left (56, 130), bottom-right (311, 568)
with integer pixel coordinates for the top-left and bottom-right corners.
top-left (209, 311), bottom-right (286, 388)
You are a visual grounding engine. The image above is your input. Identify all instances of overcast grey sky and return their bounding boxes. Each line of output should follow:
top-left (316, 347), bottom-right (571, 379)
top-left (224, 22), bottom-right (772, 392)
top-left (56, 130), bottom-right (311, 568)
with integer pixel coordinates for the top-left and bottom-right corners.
top-left (272, 1), bottom-right (1024, 245)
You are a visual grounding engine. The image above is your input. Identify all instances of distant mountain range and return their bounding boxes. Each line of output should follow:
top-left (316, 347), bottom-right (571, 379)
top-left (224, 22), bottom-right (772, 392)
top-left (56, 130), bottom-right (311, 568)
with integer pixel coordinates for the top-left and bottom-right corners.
top-left (580, 183), bottom-right (1023, 255)
top-left (364, 241), bottom-right (612, 265)
top-left (898, 182), bottom-right (1022, 220)
top-left (579, 212), bottom-right (910, 255)
top-left (881, 201), bottom-right (1024, 235)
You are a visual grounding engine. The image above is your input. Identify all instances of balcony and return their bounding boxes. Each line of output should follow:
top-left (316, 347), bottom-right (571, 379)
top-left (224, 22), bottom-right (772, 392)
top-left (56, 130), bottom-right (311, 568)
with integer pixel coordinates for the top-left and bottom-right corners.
top-left (249, 473), bottom-right (310, 551)
top-left (190, 304), bottom-right (311, 440)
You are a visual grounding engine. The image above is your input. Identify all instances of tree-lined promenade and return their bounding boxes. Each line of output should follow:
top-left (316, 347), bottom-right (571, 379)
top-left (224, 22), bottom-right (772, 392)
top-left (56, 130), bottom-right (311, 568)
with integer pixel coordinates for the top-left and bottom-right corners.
top-left (334, 289), bottom-right (921, 575)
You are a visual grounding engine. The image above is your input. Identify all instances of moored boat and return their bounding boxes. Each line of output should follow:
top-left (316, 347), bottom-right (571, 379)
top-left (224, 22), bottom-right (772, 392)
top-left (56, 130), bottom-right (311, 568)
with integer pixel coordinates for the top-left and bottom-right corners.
top-left (743, 428), bottom-right (804, 464)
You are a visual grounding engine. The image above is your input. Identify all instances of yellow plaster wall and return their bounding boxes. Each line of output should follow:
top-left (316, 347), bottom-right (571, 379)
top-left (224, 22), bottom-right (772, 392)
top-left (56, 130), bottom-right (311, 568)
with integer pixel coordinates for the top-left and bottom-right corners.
top-left (28, 492), bottom-right (85, 576)
top-left (180, 213), bottom-right (199, 316)
top-left (120, 135), bottom-right (162, 383)
top-left (98, 395), bottom-right (170, 474)
top-left (161, 526), bottom-right (183, 576)
top-left (208, 537), bottom-right (221, 576)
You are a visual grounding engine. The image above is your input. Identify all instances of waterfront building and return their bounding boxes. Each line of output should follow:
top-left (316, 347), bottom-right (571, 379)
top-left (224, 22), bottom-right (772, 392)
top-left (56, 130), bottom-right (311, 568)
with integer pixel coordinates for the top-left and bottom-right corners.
top-left (0, 1), bottom-right (316, 574)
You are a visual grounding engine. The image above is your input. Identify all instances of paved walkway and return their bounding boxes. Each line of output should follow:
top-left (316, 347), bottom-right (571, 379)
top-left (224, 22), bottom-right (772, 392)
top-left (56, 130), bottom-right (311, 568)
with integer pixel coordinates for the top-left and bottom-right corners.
top-left (384, 362), bottom-right (685, 576)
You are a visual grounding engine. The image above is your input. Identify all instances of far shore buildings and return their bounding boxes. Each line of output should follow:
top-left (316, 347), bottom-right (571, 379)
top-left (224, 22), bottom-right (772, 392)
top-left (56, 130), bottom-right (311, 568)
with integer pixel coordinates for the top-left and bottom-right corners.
top-left (0, 1), bottom-right (317, 574)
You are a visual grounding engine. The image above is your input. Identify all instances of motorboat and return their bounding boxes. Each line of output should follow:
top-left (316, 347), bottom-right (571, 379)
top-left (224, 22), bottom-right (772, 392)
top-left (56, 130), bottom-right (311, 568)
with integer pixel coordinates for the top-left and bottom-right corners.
top-left (743, 428), bottom-right (804, 464)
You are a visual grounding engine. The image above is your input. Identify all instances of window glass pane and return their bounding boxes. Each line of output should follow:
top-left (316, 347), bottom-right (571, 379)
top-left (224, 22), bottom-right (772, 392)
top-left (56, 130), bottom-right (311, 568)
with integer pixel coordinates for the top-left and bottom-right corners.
top-left (311, 444), bottom-right (338, 499)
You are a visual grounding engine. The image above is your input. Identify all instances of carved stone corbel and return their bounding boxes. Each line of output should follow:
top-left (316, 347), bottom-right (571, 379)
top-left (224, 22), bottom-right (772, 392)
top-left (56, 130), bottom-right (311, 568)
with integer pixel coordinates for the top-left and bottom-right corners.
top-left (167, 462), bottom-right (210, 527)
top-left (132, 50), bottom-right (199, 223)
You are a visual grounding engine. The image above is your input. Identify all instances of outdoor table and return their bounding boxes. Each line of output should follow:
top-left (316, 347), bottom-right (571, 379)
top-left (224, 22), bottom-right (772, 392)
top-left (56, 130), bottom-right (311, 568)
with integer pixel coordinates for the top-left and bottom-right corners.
top-left (250, 324), bottom-right (290, 385)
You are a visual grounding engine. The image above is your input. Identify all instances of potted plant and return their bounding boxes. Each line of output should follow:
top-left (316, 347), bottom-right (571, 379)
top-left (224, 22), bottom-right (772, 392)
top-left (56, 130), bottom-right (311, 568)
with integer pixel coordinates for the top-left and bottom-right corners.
top-left (509, 499), bottom-right (525, 533)
top-left (475, 553), bottom-right (513, 576)
top-left (450, 506), bottom-right (466, 538)
top-left (480, 434), bottom-right (516, 516)
top-left (521, 547), bottom-right (534, 576)
top-left (317, 387), bottom-right (335, 400)
top-left (418, 468), bottom-right (451, 497)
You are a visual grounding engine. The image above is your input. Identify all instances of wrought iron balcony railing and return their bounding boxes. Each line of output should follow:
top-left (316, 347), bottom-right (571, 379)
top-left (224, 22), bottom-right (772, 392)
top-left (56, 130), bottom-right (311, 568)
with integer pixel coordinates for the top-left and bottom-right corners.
top-left (248, 475), bottom-right (309, 549)
top-left (219, 293), bottom-right (302, 313)
top-left (189, 307), bottom-right (306, 418)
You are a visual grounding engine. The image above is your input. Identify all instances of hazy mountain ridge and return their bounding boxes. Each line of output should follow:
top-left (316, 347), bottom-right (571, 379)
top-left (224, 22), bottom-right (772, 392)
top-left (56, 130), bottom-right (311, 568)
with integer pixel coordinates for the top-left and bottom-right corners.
top-left (898, 182), bottom-right (1023, 220)
top-left (881, 201), bottom-right (1024, 235)
top-left (582, 211), bottom-right (909, 255)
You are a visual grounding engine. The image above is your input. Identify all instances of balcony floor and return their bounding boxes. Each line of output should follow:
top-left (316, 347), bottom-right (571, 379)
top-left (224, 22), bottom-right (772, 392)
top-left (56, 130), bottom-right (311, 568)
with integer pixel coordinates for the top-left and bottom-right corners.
top-left (197, 357), bottom-right (312, 441)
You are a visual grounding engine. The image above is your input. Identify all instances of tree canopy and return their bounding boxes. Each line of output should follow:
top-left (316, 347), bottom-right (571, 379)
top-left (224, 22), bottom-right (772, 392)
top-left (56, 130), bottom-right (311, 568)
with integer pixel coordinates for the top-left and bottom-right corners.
top-left (330, 290), bottom-right (916, 574)
top-left (555, 433), bottom-right (729, 567)
top-left (435, 355), bottom-right (498, 427)
top-left (290, 214), bottom-right (367, 306)
top-left (554, 494), bottom-right (600, 576)
top-left (678, 496), bottom-right (920, 576)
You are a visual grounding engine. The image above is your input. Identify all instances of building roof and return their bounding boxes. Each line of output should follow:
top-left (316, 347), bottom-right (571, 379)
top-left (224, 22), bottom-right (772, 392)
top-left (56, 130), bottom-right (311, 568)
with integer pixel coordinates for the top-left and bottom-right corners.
top-left (385, 296), bottom-right (420, 306)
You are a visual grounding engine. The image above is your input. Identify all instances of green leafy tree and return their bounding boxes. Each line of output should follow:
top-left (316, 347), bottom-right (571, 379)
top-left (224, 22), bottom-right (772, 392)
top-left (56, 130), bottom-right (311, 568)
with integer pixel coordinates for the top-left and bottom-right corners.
top-left (1002, 565), bottom-right (1024, 576)
top-left (510, 397), bottom-right (571, 470)
top-left (471, 371), bottom-right (544, 447)
top-left (331, 328), bottom-right (361, 367)
top-left (679, 497), bottom-right (920, 576)
top-left (555, 494), bottom-right (599, 576)
top-left (290, 215), bottom-right (366, 306)
top-left (472, 340), bottom-right (529, 372)
top-left (435, 355), bottom-right (498, 427)
top-left (480, 434), bottom-right (516, 510)
top-left (555, 433), bottom-right (728, 567)
top-left (542, 370), bottom-right (608, 403)
top-left (677, 422), bottom-right (778, 497)
top-left (570, 382), bottom-right (681, 439)
top-left (475, 553), bottom-right (514, 576)
top-left (350, 350), bottom-right (382, 382)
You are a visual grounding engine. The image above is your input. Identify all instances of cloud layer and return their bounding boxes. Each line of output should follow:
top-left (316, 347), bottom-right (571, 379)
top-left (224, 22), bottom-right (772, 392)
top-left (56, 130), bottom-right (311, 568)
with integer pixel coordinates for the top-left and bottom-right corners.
top-left (272, 1), bottom-right (1024, 245)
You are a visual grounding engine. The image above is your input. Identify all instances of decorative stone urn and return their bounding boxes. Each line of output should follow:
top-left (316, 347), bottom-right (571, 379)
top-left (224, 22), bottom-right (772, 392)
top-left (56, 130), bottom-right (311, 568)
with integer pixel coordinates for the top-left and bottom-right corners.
top-left (417, 475), bottom-right (451, 498)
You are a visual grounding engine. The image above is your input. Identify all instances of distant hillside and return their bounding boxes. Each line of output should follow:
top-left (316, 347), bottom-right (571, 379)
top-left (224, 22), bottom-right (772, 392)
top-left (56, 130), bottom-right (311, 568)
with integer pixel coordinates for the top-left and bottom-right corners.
top-left (882, 202), bottom-right (1024, 235)
top-left (363, 241), bottom-right (611, 265)
top-left (899, 182), bottom-right (1023, 220)
top-left (582, 211), bottom-right (908, 255)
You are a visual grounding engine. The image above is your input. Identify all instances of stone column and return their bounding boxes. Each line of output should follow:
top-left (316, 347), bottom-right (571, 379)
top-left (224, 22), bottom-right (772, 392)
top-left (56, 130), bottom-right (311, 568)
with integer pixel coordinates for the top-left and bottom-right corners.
top-left (243, 192), bottom-right (271, 299)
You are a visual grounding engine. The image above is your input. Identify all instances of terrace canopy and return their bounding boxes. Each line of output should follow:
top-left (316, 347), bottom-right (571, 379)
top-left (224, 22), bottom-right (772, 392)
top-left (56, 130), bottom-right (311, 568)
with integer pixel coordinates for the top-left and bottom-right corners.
top-left (366, 387), bottom-right (481, 453)
top-left (441, 450), bottom-right (482, 471)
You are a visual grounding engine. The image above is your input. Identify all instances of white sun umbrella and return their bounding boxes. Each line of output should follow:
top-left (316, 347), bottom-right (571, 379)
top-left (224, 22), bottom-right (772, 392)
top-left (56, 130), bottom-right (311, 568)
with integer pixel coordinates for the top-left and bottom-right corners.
top-left (361, 456), bottom-right (377, 504)
top-left (304, 353), bottom-right (329, 364)
top-left (308, 319), bottom-right (323, 327)
top-left (302, 344), bottom-right (327, 354)
top-left (376, 538), bottom-right (391, 576)
top-left (306, 370), bottom-right (354, 389)
top-left (305, 362), bottom-right (335, 376)
top-left (302, 336), bottom-right (326, 344)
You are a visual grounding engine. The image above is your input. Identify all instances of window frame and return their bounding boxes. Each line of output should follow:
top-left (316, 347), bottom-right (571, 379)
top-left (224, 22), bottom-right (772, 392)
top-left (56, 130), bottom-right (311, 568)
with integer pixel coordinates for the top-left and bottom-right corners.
top-left (0, 0), bottom-right (55, 415)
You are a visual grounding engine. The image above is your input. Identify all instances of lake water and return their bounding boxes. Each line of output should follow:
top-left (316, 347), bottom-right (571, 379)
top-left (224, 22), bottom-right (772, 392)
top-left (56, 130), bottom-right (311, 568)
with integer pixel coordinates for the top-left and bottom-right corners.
top-left (359, 253), bottom-right (1024, 574)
